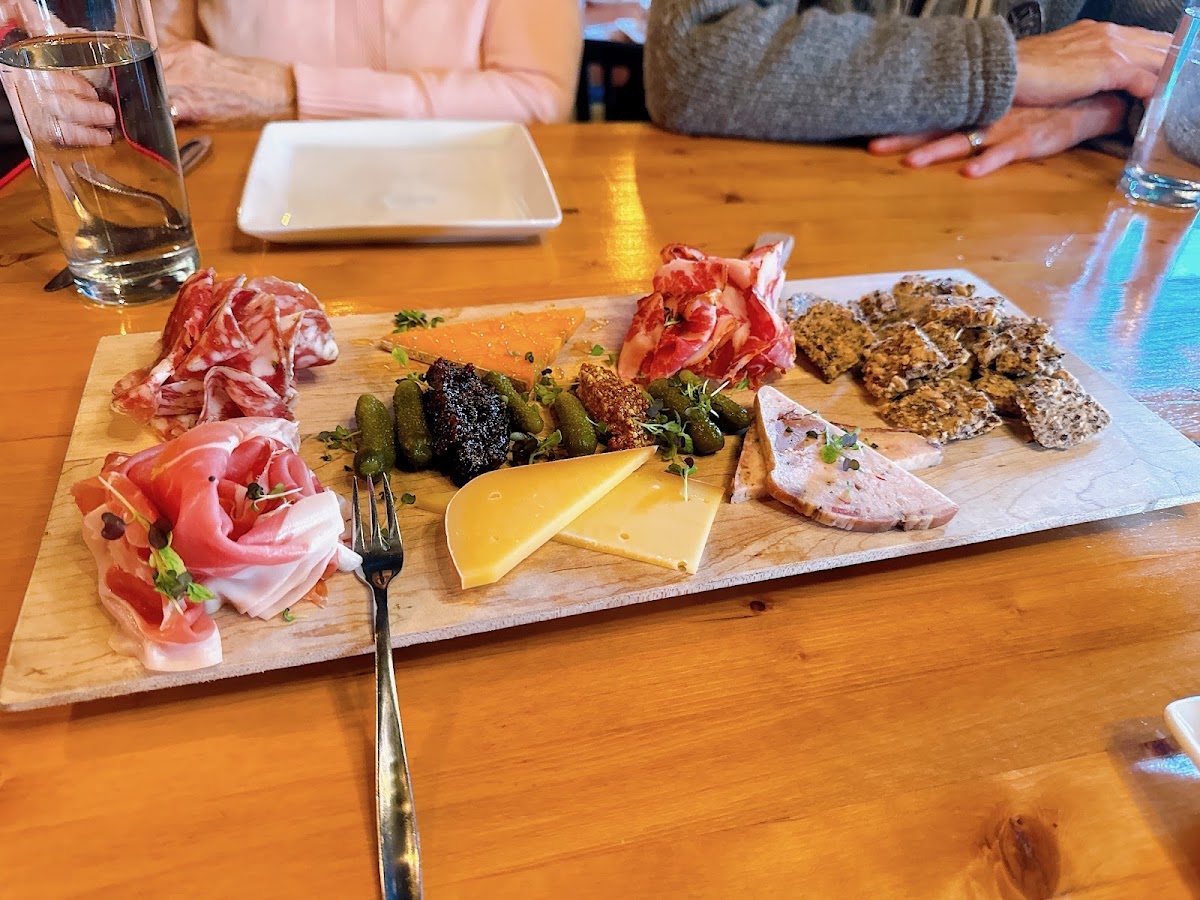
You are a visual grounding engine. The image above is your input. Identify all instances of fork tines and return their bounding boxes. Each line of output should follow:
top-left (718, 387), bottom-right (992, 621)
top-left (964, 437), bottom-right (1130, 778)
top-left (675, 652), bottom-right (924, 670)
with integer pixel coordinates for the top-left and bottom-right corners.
top-left (350, 473), bottom-right (402, 556)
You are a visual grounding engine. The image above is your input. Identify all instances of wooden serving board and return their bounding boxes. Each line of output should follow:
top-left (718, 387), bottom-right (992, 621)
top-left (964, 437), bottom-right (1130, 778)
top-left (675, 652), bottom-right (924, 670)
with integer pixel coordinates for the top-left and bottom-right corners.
top-left (6, 270), bottom-right (1200, 711)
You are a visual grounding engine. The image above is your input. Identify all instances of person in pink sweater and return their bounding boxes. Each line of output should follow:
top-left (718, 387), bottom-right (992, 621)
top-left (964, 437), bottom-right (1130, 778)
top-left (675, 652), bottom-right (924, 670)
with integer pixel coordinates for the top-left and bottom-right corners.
top-left (151, 0), bottom-right (583, 125)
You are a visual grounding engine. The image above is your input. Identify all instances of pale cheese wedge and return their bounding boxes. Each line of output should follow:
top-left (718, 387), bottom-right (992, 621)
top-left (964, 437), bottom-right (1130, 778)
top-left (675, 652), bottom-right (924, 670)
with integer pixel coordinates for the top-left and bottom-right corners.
top-left (444, 447), bottom-right (656, 588)
top-left (556, 468), bottom-right (722, 573)
top-left (419, 466), bottom-right (722, 575)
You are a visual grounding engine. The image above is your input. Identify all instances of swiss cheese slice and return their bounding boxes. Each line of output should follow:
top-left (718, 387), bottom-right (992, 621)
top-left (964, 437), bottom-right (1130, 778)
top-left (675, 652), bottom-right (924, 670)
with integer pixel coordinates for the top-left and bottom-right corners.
top-left (420, 467), bottom-right (722, 575)
top-left (444, 447), bottom-right (656, 588)
top-left (557, 468), bottom-right (722, 573)
top-left (380, 307), bottom-right (586, 388)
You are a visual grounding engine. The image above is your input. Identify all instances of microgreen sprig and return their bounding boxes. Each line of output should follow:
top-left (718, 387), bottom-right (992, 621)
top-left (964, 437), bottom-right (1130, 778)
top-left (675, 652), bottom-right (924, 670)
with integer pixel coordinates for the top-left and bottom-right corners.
top-left (246, 481), bottom-right (301, 512)
top-left (98, 476), bottom-right (216, 611)
top-left (392, 310), bottom-right (443, 332)
top-left (510, 429), bottom-right (563, 466)
top-left (666, 455), bottom-right (698, 501)
top-left (819, 427), bottom-right (862, 468)
top-left (315, 426), bottom-right (358, 454)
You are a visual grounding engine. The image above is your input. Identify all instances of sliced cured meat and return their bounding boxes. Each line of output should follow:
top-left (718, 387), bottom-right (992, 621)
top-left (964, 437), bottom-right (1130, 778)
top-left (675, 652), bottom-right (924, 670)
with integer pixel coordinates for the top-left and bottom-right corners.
top-left (72, 418), bottom-right (362, 671)
top-left (111, 269), bottom-right (339, 438)
top-left (730, 418), bottom-right (944, 504)
top-left (754, 386), bottom-right (958, 531)
top-left (620, 242), bottom-right (795, 387)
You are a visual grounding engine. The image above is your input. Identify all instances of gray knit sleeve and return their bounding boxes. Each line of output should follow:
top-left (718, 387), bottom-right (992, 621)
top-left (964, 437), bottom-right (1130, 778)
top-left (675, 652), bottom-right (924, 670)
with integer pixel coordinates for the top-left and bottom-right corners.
top-left (644, 0), bottom-right (1019, 141)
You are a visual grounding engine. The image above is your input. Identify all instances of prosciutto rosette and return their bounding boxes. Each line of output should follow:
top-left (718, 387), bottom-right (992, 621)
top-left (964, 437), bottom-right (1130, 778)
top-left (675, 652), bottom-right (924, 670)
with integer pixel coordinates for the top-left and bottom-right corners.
top-left (112, 269), bottom-right (339, 440)
top-left (618, 242), bottom-right (795, 387)
top-left (72, 418), bottom-right (361, 673)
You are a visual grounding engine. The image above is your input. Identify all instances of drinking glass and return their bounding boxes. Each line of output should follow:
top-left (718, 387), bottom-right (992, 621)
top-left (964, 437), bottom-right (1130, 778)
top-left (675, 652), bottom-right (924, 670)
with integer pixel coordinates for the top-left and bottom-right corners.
top-left (0, 0), bottom-right (199, 304)
top-left (1121, 5), bottom-right (1200, 208)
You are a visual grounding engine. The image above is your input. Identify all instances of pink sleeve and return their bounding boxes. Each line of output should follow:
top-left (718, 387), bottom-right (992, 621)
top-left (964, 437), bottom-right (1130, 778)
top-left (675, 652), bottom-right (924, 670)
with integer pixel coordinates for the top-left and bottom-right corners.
top-left (292, 0), bottom-right (582, 124)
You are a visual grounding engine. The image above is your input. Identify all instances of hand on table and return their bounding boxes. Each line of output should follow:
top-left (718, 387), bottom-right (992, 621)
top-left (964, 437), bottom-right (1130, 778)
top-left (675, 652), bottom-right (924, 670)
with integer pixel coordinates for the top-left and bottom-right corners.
top-left (868, 94), bottom-right (1128, 177)
top-left (1013, 19), bottom-right (1171, 107)
top-left (160, 40), bottom-right (295, 125)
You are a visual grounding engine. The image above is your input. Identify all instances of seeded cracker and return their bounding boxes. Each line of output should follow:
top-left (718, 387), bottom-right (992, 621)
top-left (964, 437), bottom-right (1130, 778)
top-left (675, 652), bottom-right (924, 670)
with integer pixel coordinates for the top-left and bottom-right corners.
top-left (972, 316), bottom-right (1064, 377)
top-left (881, 379), bottom-right (1001, 443)
top-left (973, 371), bottom-right (1024, 417)
top-left (861, 323), bottom-right (950, 400)
top-left (853, 289), bottom-right (901, 329)
top-left (926, 294), bottom-right (1003, 330)
top-left (788, 300), bottom-right (876, 381)
top-left (893, 275), bottom-right (975, 322)
top-left (1015, 370), bottom-right (1111, 450)
top-left (919, 321), bottom-right (971, 372)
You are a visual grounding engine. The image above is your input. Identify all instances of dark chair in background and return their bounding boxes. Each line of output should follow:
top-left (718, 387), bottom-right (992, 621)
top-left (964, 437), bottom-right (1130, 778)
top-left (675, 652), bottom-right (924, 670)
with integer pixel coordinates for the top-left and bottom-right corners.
top-left (575, 39), bottom-right (649, 123)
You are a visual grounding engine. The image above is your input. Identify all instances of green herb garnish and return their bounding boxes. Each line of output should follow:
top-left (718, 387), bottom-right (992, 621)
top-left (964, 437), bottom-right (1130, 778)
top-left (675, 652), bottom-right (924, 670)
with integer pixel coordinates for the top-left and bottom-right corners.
top-left (282, 607), bottom-right (296, 623)
top-left (819, 428), bottom-right (862, 466)
top-left (400, 493), bottom-right (416, 506)
top-left (666, 456), bottom-right (698, 502)
top-left (734, 377), bottom-right (751, 391)
top-left (316, 425), bottom-right (358, 453)
top-left (524, 351), bottom-right (536, 364)
top-left (605, 351), bottom-right (618, 367)
top-left (392, 310), bottom-right (442, 332)
top-left (246, 481), bottom-right (300, 512)
top-left (98, 476), bottom-right (216, 610)
top-left (391, 347), bottom-right (409, 367)
top-left (589, 344), bottom-right (605, 357)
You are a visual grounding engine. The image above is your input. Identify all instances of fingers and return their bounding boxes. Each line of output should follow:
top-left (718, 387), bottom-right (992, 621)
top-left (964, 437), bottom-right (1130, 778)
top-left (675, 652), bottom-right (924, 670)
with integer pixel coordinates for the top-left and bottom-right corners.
top-left (961, 96), bottom-right (1128, 178)
top-left (868, 131), bottom-right (950, 155)
top-left (902, 133), bottom-right (976, 168)
top-left (962, 142), bottom-right (1022, 178)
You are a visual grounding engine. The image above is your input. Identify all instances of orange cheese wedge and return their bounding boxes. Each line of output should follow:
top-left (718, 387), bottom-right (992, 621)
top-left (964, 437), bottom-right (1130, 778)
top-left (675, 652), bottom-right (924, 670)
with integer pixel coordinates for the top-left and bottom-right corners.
top-left (380, 307), bottom-right (586, 388)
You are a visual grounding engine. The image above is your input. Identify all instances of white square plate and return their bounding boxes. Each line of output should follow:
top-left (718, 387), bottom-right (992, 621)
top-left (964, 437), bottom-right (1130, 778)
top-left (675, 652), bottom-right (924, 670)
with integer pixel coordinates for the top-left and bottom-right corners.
top-left (236, 120), bottom-right (563, 243)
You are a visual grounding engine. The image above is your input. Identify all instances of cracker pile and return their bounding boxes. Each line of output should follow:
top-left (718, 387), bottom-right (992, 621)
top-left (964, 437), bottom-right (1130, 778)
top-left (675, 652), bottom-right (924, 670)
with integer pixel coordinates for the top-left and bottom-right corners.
top-left (784, 276), bottom-right (1110, 449)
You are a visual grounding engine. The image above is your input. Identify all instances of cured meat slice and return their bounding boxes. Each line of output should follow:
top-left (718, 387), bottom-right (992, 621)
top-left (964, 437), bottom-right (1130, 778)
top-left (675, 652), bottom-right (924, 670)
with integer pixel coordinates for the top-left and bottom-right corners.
top-left (730, 418), bottom-right (944, 504)
top-left (111, 269), bottom-right (339, 437)
top-left (620, 242), bottom-right (795, 387)
top-left (72, 418), bottom-right (362, 671)
top-left (754, 386), bottom-right (958, 531)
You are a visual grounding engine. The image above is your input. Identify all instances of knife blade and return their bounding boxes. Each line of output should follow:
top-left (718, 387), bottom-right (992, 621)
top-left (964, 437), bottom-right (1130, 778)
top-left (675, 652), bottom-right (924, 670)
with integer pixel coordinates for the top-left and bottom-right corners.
top-left (43, 136), bottom-right (212, 293)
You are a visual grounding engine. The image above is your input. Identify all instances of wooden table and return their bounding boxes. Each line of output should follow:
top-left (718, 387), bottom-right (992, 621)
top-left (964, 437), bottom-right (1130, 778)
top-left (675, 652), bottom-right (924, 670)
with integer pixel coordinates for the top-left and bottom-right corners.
top-left (2, 124), bottom-right (1199, 899)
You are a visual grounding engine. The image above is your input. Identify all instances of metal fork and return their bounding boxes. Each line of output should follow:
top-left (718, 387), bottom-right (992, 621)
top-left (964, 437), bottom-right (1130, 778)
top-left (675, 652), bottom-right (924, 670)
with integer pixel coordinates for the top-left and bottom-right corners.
top-left (351, 474), bottom-right (423, 900)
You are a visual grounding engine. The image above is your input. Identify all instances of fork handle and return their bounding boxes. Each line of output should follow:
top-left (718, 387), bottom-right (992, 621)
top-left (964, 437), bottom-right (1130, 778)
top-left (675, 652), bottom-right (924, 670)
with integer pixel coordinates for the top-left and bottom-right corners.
top-left (373, 583), bottom-right (422, 900)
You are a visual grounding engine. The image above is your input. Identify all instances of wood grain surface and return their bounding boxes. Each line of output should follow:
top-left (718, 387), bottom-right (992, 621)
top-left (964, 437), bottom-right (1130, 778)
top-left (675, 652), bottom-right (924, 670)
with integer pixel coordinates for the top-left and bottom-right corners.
top-left (7, 272), bottom-right (1200, 713)
top-left (1, 125), bottom-right (1200, 899)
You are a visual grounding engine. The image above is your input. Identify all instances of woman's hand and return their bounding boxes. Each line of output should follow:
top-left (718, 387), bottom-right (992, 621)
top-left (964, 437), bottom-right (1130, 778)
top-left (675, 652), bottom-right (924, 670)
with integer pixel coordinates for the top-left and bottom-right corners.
top-left (9, 70), bottom-right (115, 147)
top-left (868, 93), bottom-right (1129, 177)
top-left (160, 40), bottom-right (295, 125)
top-left (1013, 19), bottom-right (1171, 107)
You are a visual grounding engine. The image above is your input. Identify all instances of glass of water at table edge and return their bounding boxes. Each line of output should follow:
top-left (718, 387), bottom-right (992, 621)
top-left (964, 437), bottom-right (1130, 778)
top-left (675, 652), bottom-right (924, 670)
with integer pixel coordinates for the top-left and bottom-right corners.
top-left (1121, 5), bottom-right (1200, 208)
top-left (0, 0), bottom-right (198, 305)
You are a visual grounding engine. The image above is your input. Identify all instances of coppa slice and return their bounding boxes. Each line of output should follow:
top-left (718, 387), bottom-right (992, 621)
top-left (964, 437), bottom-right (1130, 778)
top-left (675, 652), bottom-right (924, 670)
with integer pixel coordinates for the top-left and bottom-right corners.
top-left (420, 466), bottom-right (722, 575)
top-left (445, 446), bottom-right (656, 588)
top-left (730, 419), bottom-right (943, 504)
top-left (755, 386), bottom-right (958, 532)
top-left (380, 307), bottom-right (585, 388)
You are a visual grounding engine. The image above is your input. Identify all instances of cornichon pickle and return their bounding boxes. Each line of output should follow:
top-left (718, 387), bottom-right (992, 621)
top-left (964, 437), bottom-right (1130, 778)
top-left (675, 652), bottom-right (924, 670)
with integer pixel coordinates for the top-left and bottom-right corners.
top-left (354, 393), bottom-right (395, 475)
top-left (482, 370), bottom-right (543, 436)
top-left (647, 378), bottom-right (725, 456)
top-left (353, 448), bottom-right (387, 477)
top-left (552, 391), bottom-right (597, 457)
top-left (392, 380), bottom-right (434, 470)
top-left (677, 370), bottom-right (752, 434)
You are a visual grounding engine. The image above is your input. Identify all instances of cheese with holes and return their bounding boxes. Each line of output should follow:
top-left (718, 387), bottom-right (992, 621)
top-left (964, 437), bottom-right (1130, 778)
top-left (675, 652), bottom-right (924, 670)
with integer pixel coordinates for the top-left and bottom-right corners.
top-left (556, 468), bottom-right (722, 573)
top-left (444, 447), bottom-right (656, 588)
top-left (420, 467), bottom-right (722, 575)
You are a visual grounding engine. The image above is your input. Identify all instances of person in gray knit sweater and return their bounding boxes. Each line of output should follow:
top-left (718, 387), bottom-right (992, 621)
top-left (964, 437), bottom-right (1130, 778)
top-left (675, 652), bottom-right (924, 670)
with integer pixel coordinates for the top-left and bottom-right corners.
top-left (645, 0), bottom-right (1186, 176)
